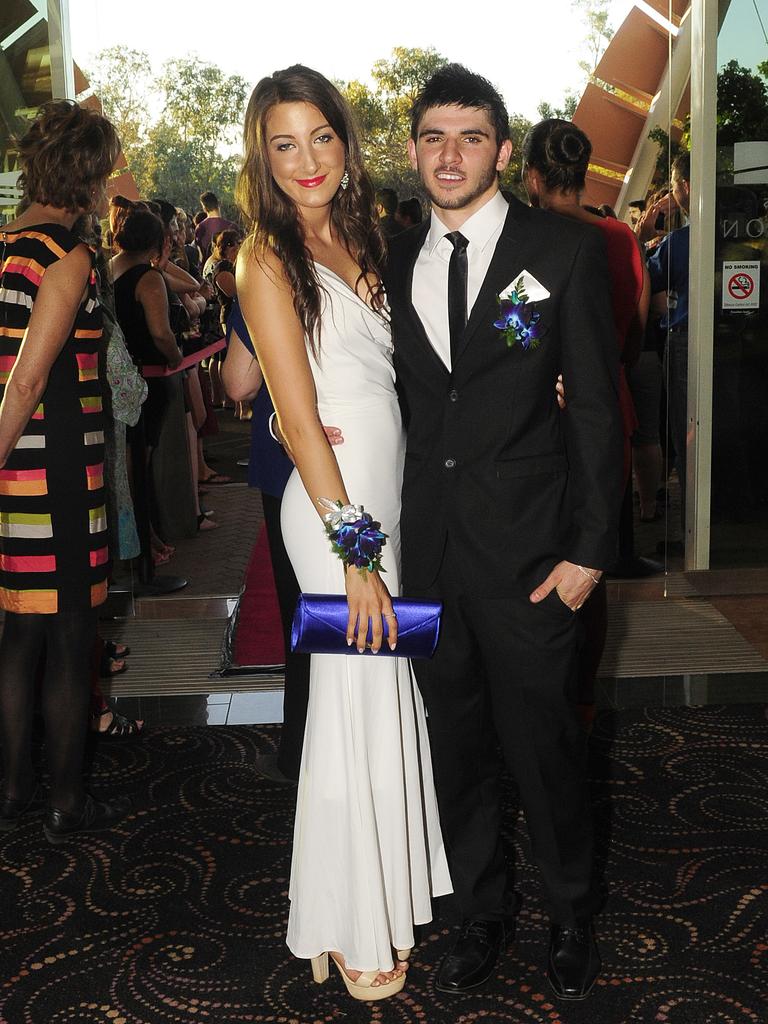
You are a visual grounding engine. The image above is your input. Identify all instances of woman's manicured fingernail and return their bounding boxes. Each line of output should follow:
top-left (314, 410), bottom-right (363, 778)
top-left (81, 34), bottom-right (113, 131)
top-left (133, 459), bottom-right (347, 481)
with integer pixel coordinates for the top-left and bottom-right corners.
top-left (347, 637), bottom-right (353, 646)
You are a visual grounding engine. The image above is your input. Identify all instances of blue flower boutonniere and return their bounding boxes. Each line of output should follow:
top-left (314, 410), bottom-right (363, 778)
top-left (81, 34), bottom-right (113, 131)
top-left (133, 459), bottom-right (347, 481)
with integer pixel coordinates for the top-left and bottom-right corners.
top-left (494, 277), bottom-right (543, 351)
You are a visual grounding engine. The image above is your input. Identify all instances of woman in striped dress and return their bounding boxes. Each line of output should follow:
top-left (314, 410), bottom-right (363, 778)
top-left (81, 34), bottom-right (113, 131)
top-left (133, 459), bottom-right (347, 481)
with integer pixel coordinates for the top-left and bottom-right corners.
top-left (0, 100), bottom-right (127, 842)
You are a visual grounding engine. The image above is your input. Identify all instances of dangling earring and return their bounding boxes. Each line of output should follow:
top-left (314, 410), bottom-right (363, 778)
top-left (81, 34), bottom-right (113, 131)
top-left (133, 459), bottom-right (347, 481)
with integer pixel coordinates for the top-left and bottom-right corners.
top-left (340, 171), bottom-right (350, 191)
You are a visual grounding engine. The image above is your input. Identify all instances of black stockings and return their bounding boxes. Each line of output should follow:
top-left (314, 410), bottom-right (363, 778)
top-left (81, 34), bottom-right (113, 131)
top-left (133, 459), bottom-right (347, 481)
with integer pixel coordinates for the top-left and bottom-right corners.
top-left (0, 608), bottom-right (97, 813)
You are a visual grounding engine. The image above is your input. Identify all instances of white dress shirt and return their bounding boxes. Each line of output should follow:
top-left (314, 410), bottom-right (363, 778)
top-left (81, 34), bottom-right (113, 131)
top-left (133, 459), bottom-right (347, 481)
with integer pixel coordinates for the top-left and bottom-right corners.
top-left (412, 189), bottom-right (509, 370)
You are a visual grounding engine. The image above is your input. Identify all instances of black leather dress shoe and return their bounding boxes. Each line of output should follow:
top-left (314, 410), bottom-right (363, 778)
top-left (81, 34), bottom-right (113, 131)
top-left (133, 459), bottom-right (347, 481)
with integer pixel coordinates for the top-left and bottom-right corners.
top-left (43, 794), bottom-right (130, 845)
top-left (435, 916), bottom-right (516, 993)
top-left (0, 787), bottom-right (42, 832)
top-left (547, 919), bottom-right (601, 1000)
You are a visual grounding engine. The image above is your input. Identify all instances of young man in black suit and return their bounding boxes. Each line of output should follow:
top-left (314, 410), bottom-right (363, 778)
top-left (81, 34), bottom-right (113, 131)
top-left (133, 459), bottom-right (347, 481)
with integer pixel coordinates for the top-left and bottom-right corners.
top-left (385, 65), bottom-right (623, 1000)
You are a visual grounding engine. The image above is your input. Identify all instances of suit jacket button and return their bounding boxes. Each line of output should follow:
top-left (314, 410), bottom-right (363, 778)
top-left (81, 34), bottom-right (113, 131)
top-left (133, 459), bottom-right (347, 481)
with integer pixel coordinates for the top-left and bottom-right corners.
top-left (444, 458), bottom-right (456, 469)
top-left (448, 389), bottom-right (458, 402)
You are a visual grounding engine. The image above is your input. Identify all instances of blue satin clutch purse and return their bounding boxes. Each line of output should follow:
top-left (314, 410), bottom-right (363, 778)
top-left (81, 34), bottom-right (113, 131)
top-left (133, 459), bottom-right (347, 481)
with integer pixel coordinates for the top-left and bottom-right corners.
top-left (291, 594), bottom-right (442, 658)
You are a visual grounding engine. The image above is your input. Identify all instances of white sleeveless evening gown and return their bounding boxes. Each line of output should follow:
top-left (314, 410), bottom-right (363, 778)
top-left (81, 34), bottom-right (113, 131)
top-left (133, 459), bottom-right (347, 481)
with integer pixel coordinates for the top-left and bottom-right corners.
top-left (281, 264), bottom-right (452, 973)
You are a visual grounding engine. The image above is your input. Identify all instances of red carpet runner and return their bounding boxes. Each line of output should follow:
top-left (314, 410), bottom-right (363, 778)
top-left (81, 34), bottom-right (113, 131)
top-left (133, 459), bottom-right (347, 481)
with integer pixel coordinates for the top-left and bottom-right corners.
top-left (233, 526), bottom-right (285, 667)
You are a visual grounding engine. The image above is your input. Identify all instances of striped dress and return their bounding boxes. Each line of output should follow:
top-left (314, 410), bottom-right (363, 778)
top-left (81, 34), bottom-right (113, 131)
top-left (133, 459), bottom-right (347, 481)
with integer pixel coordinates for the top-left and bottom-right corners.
top-left (0, 223), bottom-right (109, 614)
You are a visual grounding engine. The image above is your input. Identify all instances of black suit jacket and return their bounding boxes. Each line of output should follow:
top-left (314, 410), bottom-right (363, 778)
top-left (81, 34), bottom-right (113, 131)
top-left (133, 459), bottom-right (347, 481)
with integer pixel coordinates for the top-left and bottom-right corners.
top-left (385, 195), bottom-right (623, 597)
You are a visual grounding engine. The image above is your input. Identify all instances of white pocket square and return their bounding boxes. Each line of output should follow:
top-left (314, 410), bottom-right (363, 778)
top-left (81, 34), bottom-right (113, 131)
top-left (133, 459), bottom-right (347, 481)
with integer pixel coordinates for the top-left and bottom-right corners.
top-left (499, 270), bottom-right (550, 303)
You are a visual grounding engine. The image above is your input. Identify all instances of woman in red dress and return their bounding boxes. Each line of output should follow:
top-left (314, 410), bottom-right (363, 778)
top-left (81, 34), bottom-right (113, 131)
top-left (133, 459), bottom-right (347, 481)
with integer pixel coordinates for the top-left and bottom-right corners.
top-left (522, 119), bottom-right (650, 723)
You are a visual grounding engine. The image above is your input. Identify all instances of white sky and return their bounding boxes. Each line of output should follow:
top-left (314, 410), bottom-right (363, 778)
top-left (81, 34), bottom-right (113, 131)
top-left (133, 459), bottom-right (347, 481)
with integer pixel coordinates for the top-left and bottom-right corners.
top-left (68, 0), bottom-right (637, 122)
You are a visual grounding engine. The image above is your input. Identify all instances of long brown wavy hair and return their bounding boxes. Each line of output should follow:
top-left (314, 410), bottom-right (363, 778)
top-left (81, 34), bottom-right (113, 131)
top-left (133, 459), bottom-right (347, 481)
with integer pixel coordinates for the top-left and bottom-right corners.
top-left (236, 65), bottom-right (386, 357)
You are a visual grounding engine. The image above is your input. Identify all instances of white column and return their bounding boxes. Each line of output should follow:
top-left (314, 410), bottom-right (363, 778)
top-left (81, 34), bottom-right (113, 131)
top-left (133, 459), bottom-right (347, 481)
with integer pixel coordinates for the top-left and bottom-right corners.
top-left (686, 0), bottom-right (718, 569)
top-left (46, 0), bottom-right (76, 101)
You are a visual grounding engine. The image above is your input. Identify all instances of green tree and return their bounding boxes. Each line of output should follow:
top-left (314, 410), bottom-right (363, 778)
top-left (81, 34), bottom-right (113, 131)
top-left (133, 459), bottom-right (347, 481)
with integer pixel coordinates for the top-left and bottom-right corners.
top-left (85, 47), bottom-right (152, 155)
top-left (158, 56), bottom-right (247, 155)
top-left (647, 125), bottom-right (685, 182)
top-left (572, 0), bottom-right (614, 76)
top-left (717, 60), bottom-right (768, 145)
top-left (340, 48), bottom-right (450, 196)
top-left (536, 92), bottom-right (579, 122)
top-left (500, 113), bottom-right (534, 201)
top-left (84, 49), bottom-right (247, 213)
top-left (370, 47), bottom-right (449, 102)
top-left (148, 56), bottom-right (247, 211)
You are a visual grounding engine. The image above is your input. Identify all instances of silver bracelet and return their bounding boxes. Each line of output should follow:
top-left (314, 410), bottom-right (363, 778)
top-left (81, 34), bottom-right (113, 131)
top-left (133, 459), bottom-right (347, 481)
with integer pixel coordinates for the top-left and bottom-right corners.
top-left (577, 565), bottom-right (600, 585)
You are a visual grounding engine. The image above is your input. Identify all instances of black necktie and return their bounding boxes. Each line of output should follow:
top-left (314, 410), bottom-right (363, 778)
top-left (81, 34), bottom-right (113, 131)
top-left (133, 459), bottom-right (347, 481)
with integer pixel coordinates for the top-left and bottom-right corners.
top-left (445, 231), bottom-right (469, 364)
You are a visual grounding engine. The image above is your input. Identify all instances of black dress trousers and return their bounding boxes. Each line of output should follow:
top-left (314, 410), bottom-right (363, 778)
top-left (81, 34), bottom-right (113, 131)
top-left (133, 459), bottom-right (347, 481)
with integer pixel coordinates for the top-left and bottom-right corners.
top-left (411, 541), bottom-right (597, 926)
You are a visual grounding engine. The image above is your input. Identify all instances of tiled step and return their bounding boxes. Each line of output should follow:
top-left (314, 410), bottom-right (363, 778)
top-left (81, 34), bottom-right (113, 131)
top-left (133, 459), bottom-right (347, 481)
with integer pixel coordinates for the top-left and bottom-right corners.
top-left (100, 618), bottom-right (283, 697)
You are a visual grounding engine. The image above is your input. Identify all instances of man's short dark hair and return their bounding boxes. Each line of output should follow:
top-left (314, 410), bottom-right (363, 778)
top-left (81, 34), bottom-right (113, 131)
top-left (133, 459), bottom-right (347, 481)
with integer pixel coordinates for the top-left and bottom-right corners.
top-left (410, 64), bottom-right (510, 146)
top-left (376, 187), bottom-right (398, 216)
top-left (628, 198), bottom-right (646, 212)
top-left (200, 190), bottom-right (219, 211)
top-left (672, 150), bottom-right (690, 184)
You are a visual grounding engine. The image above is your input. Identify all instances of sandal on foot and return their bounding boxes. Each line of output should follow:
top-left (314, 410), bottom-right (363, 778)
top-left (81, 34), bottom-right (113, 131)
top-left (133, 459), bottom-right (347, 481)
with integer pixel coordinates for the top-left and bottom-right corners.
top-left (311, 952), bottom-right (406, 1002)
top-left (104, 640), bottom-right (130, 660)
top-left (197, 514), bottom-right (218, 531)
top-left (200, 472), bottom-right (232, 485)
top-left (92, 708), bottom-right (145, 740)
top-left (100, 653), bottom-right (127, 678)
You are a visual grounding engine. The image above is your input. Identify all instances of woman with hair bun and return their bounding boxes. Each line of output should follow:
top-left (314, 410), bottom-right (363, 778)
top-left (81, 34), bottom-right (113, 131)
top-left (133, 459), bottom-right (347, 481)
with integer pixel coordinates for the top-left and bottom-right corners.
top-left (236, 64), bottom-right (450, 1002)
top-left (0, 100), bottom-right (129, 841)
top-left (522, 118), bottom-right (650, 725)
top-left (522, 119), bottom-right (649, 467)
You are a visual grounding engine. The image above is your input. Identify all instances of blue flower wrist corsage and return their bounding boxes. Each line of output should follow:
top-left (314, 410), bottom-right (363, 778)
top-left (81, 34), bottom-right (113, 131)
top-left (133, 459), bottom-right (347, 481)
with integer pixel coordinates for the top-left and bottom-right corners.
top-left (318, 498), bottom-right (387, 577)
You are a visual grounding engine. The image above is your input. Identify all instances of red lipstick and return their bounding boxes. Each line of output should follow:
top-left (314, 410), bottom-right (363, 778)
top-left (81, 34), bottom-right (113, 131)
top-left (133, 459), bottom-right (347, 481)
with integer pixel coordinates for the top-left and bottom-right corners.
top-left (296, 175), bottom-right (327, 188)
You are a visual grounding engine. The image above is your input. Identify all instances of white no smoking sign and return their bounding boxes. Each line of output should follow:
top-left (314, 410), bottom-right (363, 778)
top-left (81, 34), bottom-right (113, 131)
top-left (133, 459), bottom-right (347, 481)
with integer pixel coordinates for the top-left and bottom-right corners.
top-left (722, 261), bottom-right (760, 310)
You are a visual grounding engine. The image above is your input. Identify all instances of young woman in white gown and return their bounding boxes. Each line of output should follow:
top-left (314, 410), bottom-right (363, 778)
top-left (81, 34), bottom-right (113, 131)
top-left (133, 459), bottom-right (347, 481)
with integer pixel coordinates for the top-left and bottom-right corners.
top-left (235, 65), bottom-right (451, 1002)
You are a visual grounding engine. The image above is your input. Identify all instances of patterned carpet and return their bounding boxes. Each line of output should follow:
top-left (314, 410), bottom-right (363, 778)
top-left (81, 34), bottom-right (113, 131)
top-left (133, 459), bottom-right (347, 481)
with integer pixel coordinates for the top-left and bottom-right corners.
top-left (1, 706), bottom-right (767, 1024)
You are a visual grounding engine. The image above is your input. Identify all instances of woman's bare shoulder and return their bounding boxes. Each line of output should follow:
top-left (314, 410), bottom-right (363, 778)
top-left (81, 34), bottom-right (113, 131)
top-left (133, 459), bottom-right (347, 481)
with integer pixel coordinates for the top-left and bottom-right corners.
top-left (237, 243), bottom-right (291, 294)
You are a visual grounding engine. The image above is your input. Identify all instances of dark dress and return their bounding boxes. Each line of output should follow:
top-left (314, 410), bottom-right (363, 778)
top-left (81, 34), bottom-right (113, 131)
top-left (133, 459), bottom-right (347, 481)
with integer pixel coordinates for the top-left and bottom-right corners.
top-left (0, 224), bottom-right (109, 614)
top-left (113, 264), bottom-right (172, 449)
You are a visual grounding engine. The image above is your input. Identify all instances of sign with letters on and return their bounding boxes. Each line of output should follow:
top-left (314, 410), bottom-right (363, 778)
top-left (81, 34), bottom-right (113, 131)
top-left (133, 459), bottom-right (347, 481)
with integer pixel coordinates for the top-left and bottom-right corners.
top-left (722, 261), bottom-right (760, 310)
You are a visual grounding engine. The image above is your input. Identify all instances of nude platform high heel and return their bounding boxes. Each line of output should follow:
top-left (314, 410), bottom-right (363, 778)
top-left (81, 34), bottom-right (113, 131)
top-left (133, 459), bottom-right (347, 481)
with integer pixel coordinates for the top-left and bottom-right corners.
top-left (310, 952), bottom-right (406, 1001)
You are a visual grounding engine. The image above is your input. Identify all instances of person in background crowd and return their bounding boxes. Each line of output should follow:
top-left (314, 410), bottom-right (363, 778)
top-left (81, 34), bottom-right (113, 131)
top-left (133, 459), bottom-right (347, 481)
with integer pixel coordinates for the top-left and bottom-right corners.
top-left (637, 151), bottom-right (690, 535)
top-left (194, 190), bottom-right (238, 262)
top-left (521, 118), bottom-right (649, 731)
top-left (222, 298), bottom-right (349, 781)
top-left (175, 208), bottom-right (202, 280)
top-left (205, 229), bottom-right (246, 418)
top-left (627, 198), bottom-right (646, 228)
top-left (204, 229), bottom-right (242, 332)
top-left (111, 206), bottom-right (186, 554)
top-left (375, 186), bottom-right (401, 237)
top-left (395, 197), bottom-right (423, 229)
top-left (90, 226), bottom-right (146, 739)
top-left (0, 100), bottom-right (129, 841)
top-left (151, 198), bottom-right (219, 530)
top-left (221, 299), bottom-right (313, 783)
